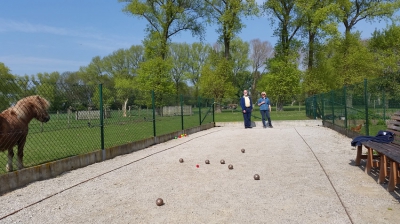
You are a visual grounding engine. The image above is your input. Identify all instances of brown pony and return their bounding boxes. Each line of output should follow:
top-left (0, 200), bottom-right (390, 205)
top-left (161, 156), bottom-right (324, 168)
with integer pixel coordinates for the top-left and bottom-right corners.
top-left (0, 95), bottom-right (50, 171)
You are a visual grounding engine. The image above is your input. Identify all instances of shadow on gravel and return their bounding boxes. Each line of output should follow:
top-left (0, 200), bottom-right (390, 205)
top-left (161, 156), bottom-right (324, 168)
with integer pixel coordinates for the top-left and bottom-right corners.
top-left (349, 159), bottom-right (400, 202)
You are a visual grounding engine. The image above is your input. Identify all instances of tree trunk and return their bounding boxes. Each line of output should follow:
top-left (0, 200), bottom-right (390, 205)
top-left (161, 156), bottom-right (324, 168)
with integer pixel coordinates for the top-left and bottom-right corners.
top-left (122, 99), bottom-right (128, 117)
top-left (277, 101), bottom-right (284, 111)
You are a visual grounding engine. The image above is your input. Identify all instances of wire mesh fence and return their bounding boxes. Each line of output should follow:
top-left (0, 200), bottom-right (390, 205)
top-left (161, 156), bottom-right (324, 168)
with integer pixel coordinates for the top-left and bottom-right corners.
top-left (0, 79), bottom-right (214, 174)
top-left (306, 77), bottom-right (400, 136)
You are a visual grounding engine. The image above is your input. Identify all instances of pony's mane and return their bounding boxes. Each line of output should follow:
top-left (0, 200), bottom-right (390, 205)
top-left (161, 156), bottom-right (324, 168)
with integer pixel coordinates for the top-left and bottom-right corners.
top-left (12, 95), bottom-right (50, 120)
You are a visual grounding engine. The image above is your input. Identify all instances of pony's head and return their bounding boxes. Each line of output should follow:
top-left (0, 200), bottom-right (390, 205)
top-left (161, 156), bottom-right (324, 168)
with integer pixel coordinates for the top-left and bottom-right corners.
top-left (13, 95), bottom-right (51, 123)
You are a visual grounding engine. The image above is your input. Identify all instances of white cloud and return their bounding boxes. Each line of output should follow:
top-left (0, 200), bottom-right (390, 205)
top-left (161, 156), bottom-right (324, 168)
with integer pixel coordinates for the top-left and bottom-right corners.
top-left (0, 55), bottom-right (85, 75)
top-left (0, 18), bottom-right (143, 53)
top-left (0, 18), bottom-right (72, 35)
top-left (0, 18), bottom-right (140, 47)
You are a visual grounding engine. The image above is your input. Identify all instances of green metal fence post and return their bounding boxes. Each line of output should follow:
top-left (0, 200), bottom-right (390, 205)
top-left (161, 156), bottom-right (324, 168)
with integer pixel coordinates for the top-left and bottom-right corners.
top-left (364, 79), bottom-right (369, 136)
top-left (152, 90), bottom-right (156, 137)
top-left (180, 94), bottom-right (184, 130)
top-left (344, 85), bottom-right (348, 129)
top-left (331, 90), bottom-right (334, 124)
top-left (99, 84), bottom-right (105, 161)
top-left (383, 90), bottom-right (386, 122)
top-left (212, 98), bottom-right (215, 123)
top-left (321, 93), bottom-right (324, 121)
top-left (313, 95), bottom-right (316, 119)
top-left (198, 96), bottom-right (202, 125)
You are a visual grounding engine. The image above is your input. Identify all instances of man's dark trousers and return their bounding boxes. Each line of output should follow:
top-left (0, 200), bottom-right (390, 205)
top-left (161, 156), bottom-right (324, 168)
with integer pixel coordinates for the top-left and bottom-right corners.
top-left (243, 108), bottom-right (252, 128)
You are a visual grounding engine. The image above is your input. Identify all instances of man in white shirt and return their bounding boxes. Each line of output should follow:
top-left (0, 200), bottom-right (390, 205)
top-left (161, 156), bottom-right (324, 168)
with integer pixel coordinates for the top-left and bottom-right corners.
top-left (239, 89), bottom-right (253, 129)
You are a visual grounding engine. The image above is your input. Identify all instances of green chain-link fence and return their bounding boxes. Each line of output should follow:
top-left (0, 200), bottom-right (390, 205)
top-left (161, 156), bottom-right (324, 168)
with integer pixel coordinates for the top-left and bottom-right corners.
top-left (306, 76), bottom-right (400, 137)
top-left (0, 79), bottom-right (214, 174)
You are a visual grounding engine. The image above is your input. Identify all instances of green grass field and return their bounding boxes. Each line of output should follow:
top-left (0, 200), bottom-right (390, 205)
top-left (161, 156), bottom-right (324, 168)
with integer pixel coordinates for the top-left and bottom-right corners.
top-left (216, 106), bottom-right (310, 122)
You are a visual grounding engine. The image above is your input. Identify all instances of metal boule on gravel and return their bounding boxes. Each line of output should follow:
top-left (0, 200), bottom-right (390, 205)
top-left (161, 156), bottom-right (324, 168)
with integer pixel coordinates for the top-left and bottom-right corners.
top-left (156, 198), bottom-right (164, 206)
top-left (179, 158), bottom-right (184, 163)
top-left (228, 164), bottom-right (233, 169)
top-left (254, 174), bottom-right (260, 180)
top-left (205, 160), bottom-right (210, 164)
top-left (241, 148), bottom-right (245, 153)
top-left (220, 159), bottom-right (225, 164)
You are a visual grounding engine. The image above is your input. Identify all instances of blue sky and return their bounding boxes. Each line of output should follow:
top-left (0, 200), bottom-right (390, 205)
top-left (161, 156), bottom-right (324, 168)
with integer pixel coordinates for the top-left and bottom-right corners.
top-left (0, 0), bottom-right (395, 76)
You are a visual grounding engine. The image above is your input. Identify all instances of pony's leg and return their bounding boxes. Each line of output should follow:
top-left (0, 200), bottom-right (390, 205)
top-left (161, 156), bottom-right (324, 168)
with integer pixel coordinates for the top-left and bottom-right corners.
top-left (6, 148), bottom-right (14, 172)
top-left (17, 141), bottom-right (26, 170)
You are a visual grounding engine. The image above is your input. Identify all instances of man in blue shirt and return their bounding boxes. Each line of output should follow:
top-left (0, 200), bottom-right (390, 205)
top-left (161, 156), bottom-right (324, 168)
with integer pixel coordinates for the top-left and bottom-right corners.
top-left (257, 91), bottom-right (273, 128)
top-left (240, 89), bottom-right (253, 129)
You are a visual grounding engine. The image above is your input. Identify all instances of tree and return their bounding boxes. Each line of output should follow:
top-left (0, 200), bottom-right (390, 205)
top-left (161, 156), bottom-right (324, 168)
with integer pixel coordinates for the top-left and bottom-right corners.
top-left (369, 24), bottom-right (400, 75)
top-left (169, 43), bottom-right (190, 95)
top-left (199, 46), bottom-right (235, 112)
top-left (332, 33), bottom-right (380, 86)
top-left (186, 42), bottom-right (211, 98)
top-left (204, 0), bottom-right (259, 59)
top-left (259, 53), bottom-right (301, 111)
top-left (249, 39), bottom-right (274, 100)
top-left (120, 0), bottom-right (205, 60)
top-left (135, 57), bottom-right (175, 114)
top-left (339, 0), bottom-right (400, 35)
top-left (0, 62), bottom-right (20, 110)
top-left (368, 24), bottom-right (400, 96)
top-left (302, 42), bottom-right (338, 95)
top-left (78, 56), bottom-right (114, 109)
top-left (296, 0), bottom-right (341, 70)
top-left (34, 72), bottom-right (62, 111)
top-left (102, 46), bottom-right (144, 116)
top-left (78, 56), bottom-right (113, 86)
top-left (263, 0), bottom-right (303, 58)
top-left (229, 38), bottom-right (252, 100)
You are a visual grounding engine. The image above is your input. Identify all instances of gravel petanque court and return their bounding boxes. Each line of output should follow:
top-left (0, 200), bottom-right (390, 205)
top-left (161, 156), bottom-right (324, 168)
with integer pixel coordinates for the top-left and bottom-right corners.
top-left (1, 121), bottom-right (400, 224)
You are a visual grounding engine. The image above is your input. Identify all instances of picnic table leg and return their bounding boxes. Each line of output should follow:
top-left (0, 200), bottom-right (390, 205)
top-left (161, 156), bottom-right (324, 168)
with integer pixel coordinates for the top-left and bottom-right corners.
top-left (355, 145), bottom-right (362, 166)
top-left (388, 161), bottom-right (398, 192)
top-left (365, 147), bottom-right (373, 174)
top-left (378, 154), bottom-right (387, 184)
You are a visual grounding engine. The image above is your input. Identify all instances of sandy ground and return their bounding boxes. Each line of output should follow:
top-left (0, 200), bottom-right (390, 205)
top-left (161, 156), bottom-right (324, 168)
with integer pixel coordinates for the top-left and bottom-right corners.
top-left (0, 121), bottom-right (400, 224)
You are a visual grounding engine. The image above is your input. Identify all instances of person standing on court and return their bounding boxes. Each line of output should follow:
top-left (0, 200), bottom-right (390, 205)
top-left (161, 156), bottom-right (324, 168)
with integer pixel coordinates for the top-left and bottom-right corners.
top-left (240, 89), bottom-right (253, 129)
top-left (257, 91), bottom-right (273, 128)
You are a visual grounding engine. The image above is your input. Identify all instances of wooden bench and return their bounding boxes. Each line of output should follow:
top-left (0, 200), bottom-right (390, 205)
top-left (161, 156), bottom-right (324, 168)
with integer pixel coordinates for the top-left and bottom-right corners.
top-left (355, 112), bottom-right (400, 192)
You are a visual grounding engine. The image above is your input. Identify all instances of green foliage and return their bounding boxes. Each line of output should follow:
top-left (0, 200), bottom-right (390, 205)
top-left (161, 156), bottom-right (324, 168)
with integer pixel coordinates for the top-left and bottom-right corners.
top-left (369, 24), bottom-right (400, 75)
top-left (169, 43), bottom-right (190, 95)
top-left (199, 51), bottom-right (235, 107)
top-left (135, 57), bottom-right (175, 107)
top-left (332, 33), bottom-right (380, 85)
top-left (204, 0), bottom-right (259, 59)
top-left (121, 0), bottom-right (205, 59)
top-left (229, 38), bottom-right (252, 98)
top-left (302, 42), bottom-right (340, 95)
top-left (186, 42), bottom-right (212, 98)
top-left (0, 63), bottom-right (20, 110)
top-left (339, 0), bottom-right (400, 34)
top-left (259, 54), bottom-right (301, 110)
top-left (263, 0), bottom-right (303, 57)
